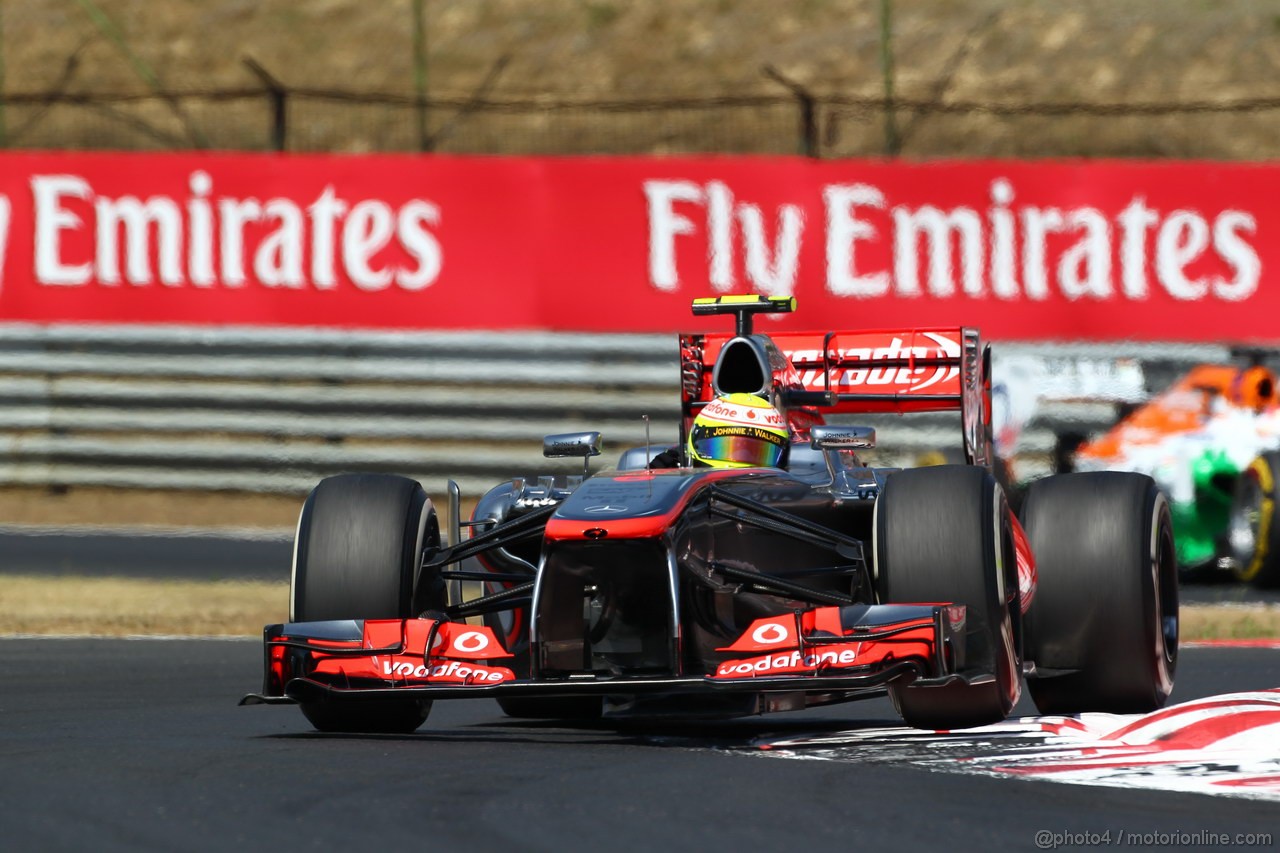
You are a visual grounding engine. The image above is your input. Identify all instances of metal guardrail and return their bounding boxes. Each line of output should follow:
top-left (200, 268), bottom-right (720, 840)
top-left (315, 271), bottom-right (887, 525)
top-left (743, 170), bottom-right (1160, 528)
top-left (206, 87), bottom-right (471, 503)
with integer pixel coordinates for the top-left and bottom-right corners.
top-left (0, 324), bottom-right (684, 498)
top-left (0, 323), bottom-right (1229, 499)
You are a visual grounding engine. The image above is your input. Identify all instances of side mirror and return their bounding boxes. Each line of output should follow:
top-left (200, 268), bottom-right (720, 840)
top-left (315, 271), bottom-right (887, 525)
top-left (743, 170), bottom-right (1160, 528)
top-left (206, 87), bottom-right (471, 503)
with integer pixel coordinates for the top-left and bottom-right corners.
top-left (543, 432), bottom-right (603, 459)
top-left (810, 425), bottom-right (876, 450)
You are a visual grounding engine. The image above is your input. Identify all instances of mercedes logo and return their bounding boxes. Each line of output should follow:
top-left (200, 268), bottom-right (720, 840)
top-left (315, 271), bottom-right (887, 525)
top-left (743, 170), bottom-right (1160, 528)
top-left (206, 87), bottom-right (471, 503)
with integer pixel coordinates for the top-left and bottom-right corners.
top-left (584, 504), bottom-right (629, 513)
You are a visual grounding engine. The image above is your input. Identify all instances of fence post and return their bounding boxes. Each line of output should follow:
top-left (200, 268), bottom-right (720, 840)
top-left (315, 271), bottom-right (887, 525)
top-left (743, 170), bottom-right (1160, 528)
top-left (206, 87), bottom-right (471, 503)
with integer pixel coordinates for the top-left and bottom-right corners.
top-left (243, 57), bottom-right (287, 152)
top-left (412, 0), bottom-right (430, 151)
top-left (0, 4), bottom-right (6, 147)
top-left (879, 0), bottom-right (901, 157)
top-left (762, 64), bottom-right (817, 158)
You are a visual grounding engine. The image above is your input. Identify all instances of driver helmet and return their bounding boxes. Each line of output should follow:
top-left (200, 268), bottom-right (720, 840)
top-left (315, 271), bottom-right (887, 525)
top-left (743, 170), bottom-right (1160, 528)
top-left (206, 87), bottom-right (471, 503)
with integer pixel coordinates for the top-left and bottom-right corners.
top-left (688, 393), bottom-right (789, 469)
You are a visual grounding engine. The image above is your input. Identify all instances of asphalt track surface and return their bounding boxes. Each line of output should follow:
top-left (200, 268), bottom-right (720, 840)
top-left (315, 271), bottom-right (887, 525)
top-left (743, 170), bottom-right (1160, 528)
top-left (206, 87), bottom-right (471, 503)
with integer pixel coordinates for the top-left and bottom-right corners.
top-left (0, 640), bottom-right (1277, 853)
top-left (0, 525), bottom-right (293, 581)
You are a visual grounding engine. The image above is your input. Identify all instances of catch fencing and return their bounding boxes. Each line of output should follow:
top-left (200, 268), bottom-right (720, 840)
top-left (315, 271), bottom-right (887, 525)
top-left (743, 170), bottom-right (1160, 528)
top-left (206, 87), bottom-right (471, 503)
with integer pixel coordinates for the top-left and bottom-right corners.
top-left (7, 83), bottom-right (1280, 159)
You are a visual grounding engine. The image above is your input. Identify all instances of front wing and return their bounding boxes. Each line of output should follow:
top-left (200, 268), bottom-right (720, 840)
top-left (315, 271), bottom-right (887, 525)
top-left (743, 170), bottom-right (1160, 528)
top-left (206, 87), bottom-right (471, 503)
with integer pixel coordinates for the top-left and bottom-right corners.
top-left (241, 602), bottom-right (974, 708)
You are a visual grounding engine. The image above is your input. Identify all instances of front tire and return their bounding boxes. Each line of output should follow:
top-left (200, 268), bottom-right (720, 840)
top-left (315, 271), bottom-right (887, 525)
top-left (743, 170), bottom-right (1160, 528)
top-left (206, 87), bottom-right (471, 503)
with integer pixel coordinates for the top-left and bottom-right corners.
top-left (292, 473), bottom-right (442, 733)
top-left (876, 465), bottom-right (1020, 730)
top-left (1021, 472), bottom-right (1177, 714)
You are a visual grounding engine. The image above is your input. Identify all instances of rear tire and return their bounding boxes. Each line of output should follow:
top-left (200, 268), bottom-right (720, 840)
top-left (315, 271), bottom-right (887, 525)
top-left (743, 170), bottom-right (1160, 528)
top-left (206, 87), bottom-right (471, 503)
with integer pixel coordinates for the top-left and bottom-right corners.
top-left (876, 465), bottom-right (1020, 730)
top-left (292, 473), bottom-right (442, 733)
top-left (1021, 472), bottom-right (1177, 714)
top-left (1229, 452), bottom-right (1280, 588)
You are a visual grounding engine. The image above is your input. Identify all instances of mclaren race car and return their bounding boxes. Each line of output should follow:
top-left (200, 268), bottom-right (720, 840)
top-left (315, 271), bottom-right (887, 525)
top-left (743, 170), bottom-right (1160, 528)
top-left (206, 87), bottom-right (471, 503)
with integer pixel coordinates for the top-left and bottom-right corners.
top-left (243, 295), bottom-right (1178, 732)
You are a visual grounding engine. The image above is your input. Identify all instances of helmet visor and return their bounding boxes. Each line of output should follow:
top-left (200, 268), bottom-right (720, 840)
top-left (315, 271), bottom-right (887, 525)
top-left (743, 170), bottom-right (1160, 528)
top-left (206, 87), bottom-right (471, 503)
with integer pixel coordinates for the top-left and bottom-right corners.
top-left (690, 425), bottom-right (786, 467)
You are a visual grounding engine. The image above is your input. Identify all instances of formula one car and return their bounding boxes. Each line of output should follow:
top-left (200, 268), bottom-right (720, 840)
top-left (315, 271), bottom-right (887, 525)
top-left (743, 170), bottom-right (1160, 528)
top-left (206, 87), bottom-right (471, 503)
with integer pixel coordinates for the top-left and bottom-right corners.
top-left (243, 295), bottom-right (1178, 733)
top-left (1074, 354), bottom-right (1280, 586)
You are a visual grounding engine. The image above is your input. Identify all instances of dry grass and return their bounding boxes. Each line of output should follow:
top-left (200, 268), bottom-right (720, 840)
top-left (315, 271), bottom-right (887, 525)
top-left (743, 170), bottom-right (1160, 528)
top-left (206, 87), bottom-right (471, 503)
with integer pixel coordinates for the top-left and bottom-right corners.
top-left (0, 576), bottom-right (287, 636)
top-left (1180, 604), bottom-right (1280, 643)
top-left (2, 576), bottom-right (1274, 641)
top-left (4, 1), bottom-right (1280, 157)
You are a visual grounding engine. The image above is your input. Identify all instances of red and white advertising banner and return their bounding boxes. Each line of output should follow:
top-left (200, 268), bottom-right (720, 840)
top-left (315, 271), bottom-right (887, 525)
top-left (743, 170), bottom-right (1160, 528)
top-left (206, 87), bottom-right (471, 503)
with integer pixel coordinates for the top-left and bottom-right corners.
top-left (0, 151), bottom-right (1271, 340)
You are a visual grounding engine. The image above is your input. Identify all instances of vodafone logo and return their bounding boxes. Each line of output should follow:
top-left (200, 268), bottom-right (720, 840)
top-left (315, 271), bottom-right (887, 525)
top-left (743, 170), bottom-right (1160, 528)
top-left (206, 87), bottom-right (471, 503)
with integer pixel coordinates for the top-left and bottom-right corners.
top-left (714, 646), bottom-right (862, 678)
top-left (453, 631), bottom-right (489, 654)
top-left (701, 398), bottom-right (785, 428)
top-left (382, 660), bottom-right (507, 683)
top-left (791, 332), bottom-right (961, 393)
top-left (752, 623), bottom-right (790, 645)
top-left (704, 399), bottom-right (733, 417)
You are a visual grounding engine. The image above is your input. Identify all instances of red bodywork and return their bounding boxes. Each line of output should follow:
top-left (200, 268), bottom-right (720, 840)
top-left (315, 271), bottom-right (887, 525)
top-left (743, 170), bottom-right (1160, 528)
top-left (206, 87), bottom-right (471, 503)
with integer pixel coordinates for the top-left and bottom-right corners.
top-left (266, 621), bottom-right (517, 698)
top-left (262, 604), bottom-right (962, 700)
top-left (711, 611), bottom-right (955, 680)
top-left (248, 301), bottom-right (1036, 717)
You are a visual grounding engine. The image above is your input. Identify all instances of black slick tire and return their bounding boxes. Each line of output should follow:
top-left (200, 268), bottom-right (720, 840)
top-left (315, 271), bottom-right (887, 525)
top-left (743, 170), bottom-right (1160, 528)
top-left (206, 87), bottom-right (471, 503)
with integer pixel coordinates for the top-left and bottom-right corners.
top-left (875, 465), bottom-right (1020, 730)
top-left (1021, 471), bottom-right (1177, 714)
top-left (291, 473), bottom-right (442, 733)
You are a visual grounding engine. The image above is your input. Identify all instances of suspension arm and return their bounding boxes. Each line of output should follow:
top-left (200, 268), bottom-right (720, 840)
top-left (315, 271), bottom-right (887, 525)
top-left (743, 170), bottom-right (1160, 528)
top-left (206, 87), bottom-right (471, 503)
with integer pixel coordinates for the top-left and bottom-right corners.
top-left (443, 581), bottom-right (536, 620)
top-left (708, 561), bottom-right (854, 607)
top-left (423, 503), bottom-right (556, 571)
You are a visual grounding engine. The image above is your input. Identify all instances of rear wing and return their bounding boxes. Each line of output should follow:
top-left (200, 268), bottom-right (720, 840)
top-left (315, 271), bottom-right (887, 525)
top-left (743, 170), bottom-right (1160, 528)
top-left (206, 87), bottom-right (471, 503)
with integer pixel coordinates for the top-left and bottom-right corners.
top-left (680, 320), bottom-right (993, 467)
top-left (778, 329), bottom-right (980, 412)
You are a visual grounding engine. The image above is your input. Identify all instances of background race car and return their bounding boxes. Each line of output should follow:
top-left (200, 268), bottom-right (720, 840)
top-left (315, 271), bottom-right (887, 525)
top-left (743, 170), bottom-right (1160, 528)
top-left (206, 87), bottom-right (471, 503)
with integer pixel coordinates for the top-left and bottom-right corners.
top-left (1072, 354), bottom-right (1280, 587)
